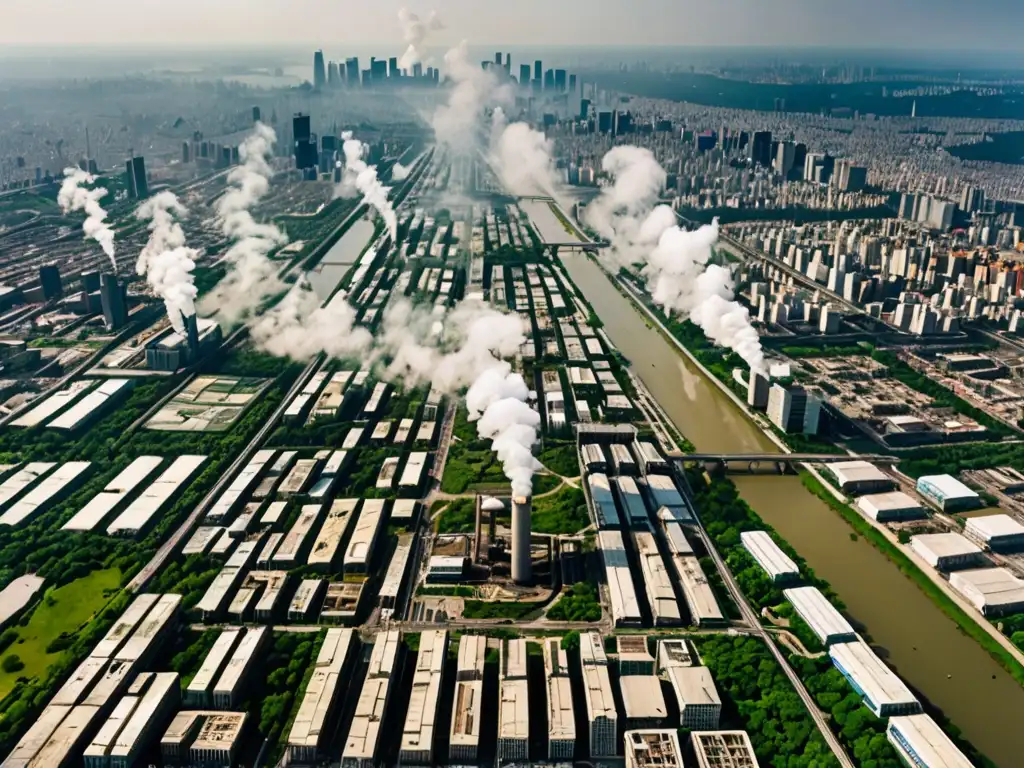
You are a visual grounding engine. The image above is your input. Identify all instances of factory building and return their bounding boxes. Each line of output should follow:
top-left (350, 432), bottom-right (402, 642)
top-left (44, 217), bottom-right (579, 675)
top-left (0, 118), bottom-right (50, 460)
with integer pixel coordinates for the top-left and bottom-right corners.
top-left (634, 532), bottom-right (681, 625)
top-left (910, 533), bottom-right (984, 572)
top-left (497, 639), bottom-right (529, 763)
top-left (450, 635), bottom-right (486, 763)
top-left (740, 531), bottom-right (799, 583)
top-left (690, 731), bottom-right (759, 768)
top-left (964, 514), bottom-right (1024, 552)
top-left (855, 491), bottom-right (925, 523)
top-left (161, 711), bottom-right (247, 767)
top-left (146, 316), bottom-right (222, 371)
top-left (616, 476), bottom-right (650, 529)
top-left (887, 715), bottom-right (974, 768)
top-left (344, 499), bottom-right (386, 574)
top-left (645, 474), bottom-right (693, 523)
top-left (185, 628), bottom-right (242, 707)
top-left (916, 474), bottom-right (981, 512)
top-left (342, 630), bottom-right (401, 768)
top-left (667, 666), bottom-right (722, 730)
top-left (950, 567), bottom-right (1024, 616)
top-left (212, 626), bottom-right (267, 708)
top-left (828, 640), bottom-right (920, 717)
top-left (657, 639), bottom-right (695, 672)
top-left (617, 635), bottom-right (655, 676)
top-left (599, 530), bottom-right (642, 626)
top-left (829, 461), bottom-right (894, 495)
top-left (588, 473), bottom-right (621, 529)
top-left (399, 630), bottom-right (448, 765)
top-left (581, 632), bottom-right (618, 758)
top-left (544, 638), bottom-right (575, 759)
top-left (783, 586), bottom-right (857, 646)
top-left (287, 628), bottom-right (356, 764)
top-left (82, 671), bottom-right (180, 768)
top-left (625, 729), bottom-right (685, 768)
top-left (621, 675), bottom-right (668, 730)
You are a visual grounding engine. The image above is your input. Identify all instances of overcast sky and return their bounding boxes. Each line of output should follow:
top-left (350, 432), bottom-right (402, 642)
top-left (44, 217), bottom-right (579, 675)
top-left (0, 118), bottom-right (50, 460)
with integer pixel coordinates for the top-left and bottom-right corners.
top-left (1, 0), bottom-right (1021, 49)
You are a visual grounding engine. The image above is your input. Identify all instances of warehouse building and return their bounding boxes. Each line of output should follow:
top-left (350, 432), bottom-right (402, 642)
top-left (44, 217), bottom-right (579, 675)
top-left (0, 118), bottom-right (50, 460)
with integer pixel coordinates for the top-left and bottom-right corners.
top-left (621, 675), bottom-right (668, 730)
top-left (82, 671), bottom-right (180, 768)
top-left (657, 639), bottom-right (694, 672)
top-left (450, 635), bottom-right (486, 763)
top-left (964, 514), bottom-right (1024, 552)
top-left (342, 630), bottom-right (401, 768)
top-left (0, 460), bottom-right (91, 526)
top-left (886, 714), bottom-right (974, 768)
top-left (625, 730), bottom-right (684, 768)
top-left (828, 640), bottom-right (920, 717)
top-left (588, 473), bottom-right (620, 529)
top-left (212, 627), bottom-right (267, 708)
top-left (106, 455), bottom-right (207, 535)
top-left (344, 499), bottom-right (386, 573)
top-left (634, 441), bottom-right (668, 474)
top-left (599, 530), bottom-right (642, 627)
top-left (616, 476), bottom-right (650, 529)
top-left (581, 631), bottom-right (617, 758)
top-left (950, 567), bottom-right (1024, 616)
top-left (274, 505), bottom-right (322, 568)
top-left (497, 639), bottom-right (529, 763)
top-left (309, 450), bottom-right (347, 500)
top-left (645, 474), bottom-right (693, 524)
top-left (544, 639), bottom-right (575, 760)
top-left (0, 462), bottom-right (56, 510)
top-left (287, 628), bottom-right (356, 764)
top-left (378, 534), bottom-right (414, 618)
top-left (690, 731), bottom-right (759, 768)
top-left (161, 710), bottom-right (247, 767)
top-left (253, 451), bottom-right (296, 500)
top-left (634, 532), bottom-right (681, 625)
top-left (308, 499), bottom-right (357, 569)
top-left (288, 579), bottom-right (324, 622)
top-left (783, 586), bottom-right (857, 646)
top-left (399, 630), bottom-right (447, 765)
top-left (64, 456), bottom-right (164, 532)
top-left (672, 548), bottom-right (725, 627)
top-left (855, 491), bottom-right (925, 523)
top-left (618, 636), bottom-right (655, 676)
top-left (50, 377), bottom-right (132, 431)
top-left (916, 474), bottom-right (981, 512)
top-left (668, 666), bottom-right (722, 730)
top-left (206, 450), bottom-right (275, 521)
top-left (740, 531), bottom-right (799, 583)
top-left (829, 461), bottom-right (894, 494)
top-left (185, 629), bottom-right (242, 707)
top-left (910, 533), bottom-right (984, 571)
top-left (582, 443), bottom-right (608, 473)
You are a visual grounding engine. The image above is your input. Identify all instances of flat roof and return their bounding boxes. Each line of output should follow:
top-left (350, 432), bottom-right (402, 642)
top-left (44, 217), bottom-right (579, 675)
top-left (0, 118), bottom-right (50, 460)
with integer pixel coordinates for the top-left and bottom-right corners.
top-left (498, 678), bottom-right (529, 740)
top-left (288, 628), bottom-right (355, 749)
top-left (625, 730), bottom-right (684, 768)
top-left (114, 593), bottom-right (181, 663)
top-left (950, 567), bottom-right (1024, 608)
top-left (106, 455), bottom-right (207, 535)
top-left (187, 628), bottom-right (242, 699)
top-left (668, 666), bottom-right (721, 707)
top-left (621, 675), bottom-right (668, 720)
top-left (831, 460), bottom-right (889, 485)
top-left (674, 555), bottom-right (724, 624)
top-left (345, 499), bottom-right (385, 567)
top-left (0, 574), bottom-right (45, 627)
top-left (600, 530), bottom-right (642, 625)
top-left (401, 630), bottom-right (447, 756)
top-left (740, 530), bottom-right (799, 579)
top-left (214, 626), bottom-right (267, 697)
top-left (90, 594), bottom-right (160, 660)
top-left (829, 640), bottom-right (919, 711)
top-left (635, 532), bottom-right (680, 624)
top-left (856, 491), bottom-right (922, 513)
top-left (48, 378), bottom-right (129, 430)
top-left (0, 462), bottom-right (56, 510)
top-left (379, 534), bottom-right (413, 601)
top-left (548, 674), bottom-right (575, 742)
top-left (783, 586), bottom-right (855, 644)
top-left (64, 456), bottom-right (164, 532)
top-left (0, 460), bottom-right (91, 526)
top-left (691, 731), bottom-right (758, 768)
top-left (274, 505), bottom-right (322, 565)
top-left (888, 714), bottom-right (973, 768)
top-left (965, 514), bottom-right (1024, 540)
top-left (308, 499), bottom-right (357, 567)
top-left (110, 672), bottom-right (179, 757)
top-left (911, 532), bottom-right (982, 559)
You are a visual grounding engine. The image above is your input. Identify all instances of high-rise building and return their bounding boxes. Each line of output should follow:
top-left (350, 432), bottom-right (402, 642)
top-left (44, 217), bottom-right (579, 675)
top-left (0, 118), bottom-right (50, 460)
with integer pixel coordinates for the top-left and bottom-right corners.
top-left (388, 57), bottom-right (398, 78)
top-left (569, 74), bottom-right (577, 92)
top-left (413, 62), bottom-right (423, 79)
top-left (345, 57), bottom-right (359, 85)
top-left (494, 51), bottom-right (503, 66)
top-left (252, 106), bottom-right (261, 123)
top-left (750, 131), bottom-right (772, 168)
top-left (519, 64), bottom-right (530, 85)
top-left (292, 114), bottom-right (318, 171)
top-left (100, 273), bottom-right (128, 330)
top-left (767, 385), bottom-right (821, 435)
top-left (543, 69), bottom-right (555, 90)
top-left (371, 58), bottom-right (387, 83)
top-left (125, 156), bottom-right (148, 199)
top-left (534, 60), bottom-right (542, 82)
top-left (327, 61), bottom-right (339, 86)
top-left (598, 111), bottom-right (613, 134)
top-left (313, 50), bottom-right (326, 90)
top-left (39, 265), bottom-right (62, 299)
top-left (747, 371), bottom-right (769, 409)
top-left (504, 53), bottom-right (511, 73)
top-left (580, 99), bottom-right (591, 121)
top-left (181, 142), bottom-right (191, 164)
top-left (960, 185), bottom-right (985, 213)
top-left (774, 142), bottom-right (796, 177)
top-left (554, 69), bottom-right (567, 92)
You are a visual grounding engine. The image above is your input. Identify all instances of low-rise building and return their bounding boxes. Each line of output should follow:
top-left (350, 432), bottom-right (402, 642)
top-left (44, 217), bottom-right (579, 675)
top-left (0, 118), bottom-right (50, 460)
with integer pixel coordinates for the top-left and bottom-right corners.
top-left (667, 666), bottom-right (721, 730)
top-left (161, 711), bottom-right (247, 767)
top-left (855, 491), bottom-right (925, 522)
top-left (783, 586), bottom-right (856, 646)
top-left (887, 714), bottom-right (973, 768)
top-left (740, 531), bottom-right (799, 583)
top-left (916, 475), bottom-right (981, 512)
top-left (964, 514), bottom-right (1024, 552)
top-left (950, 567), bottom-right (1024, 616)
top-left (828, 640), bottom-right (921, 717)
top-left (691, 730), bottom-right (760, 768)
top-left (625, 729), bottom-right (685, 768)
top-left (910, 533), bottom-right (984, 572)
top-left (621, 675), bottom-right (668, 730)
top-left (830, 461), bottom-right (894, 494)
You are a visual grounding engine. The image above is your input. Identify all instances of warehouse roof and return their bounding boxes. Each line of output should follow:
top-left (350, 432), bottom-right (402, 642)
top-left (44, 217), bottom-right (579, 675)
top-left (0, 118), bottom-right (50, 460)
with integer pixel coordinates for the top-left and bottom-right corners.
top-left (831, 460), bottom-right (889, 487)
top-left (620, 675), bottom-right (668, 719)
top-left (911, 532), bottom-right (982, 558)
top-left (784, 586), bottom-right (855, 645)
top-left (888, 715), bottom-right (973, 768)
top-left (829, 640), bottom-right (919, 714)
top-left (740, 530), bottom-right (799, 580)
top-left (965, 514), bottom-right (1024, 541)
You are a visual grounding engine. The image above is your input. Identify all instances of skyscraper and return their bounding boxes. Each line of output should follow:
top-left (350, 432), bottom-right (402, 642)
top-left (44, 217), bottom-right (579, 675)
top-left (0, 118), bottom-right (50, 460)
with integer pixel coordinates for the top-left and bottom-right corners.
top-left (125, 156), bottom-right (148, 199)
top-left (544, 69), bottom-right (555, 90)
top-left (750, 131), bottom-right (772, 168)
top-left (328, 61), bottom-right (339, 86)
top-left (181, 142), bottom-right (191, 164)
top-left (100, 273), bottom-right (128, 331)
top-left (252, 106), bottom-right (261, 123)
top-left (345, 57), bottom-right (359, 85)
top-left (293, 114), bottom-right (318, 171)
top-left (554, 69), bottom-right (566, 92)
top-left (519, 64), bottom-right (530, 85)
top-left (388, 57), bottom-right (398, 78)
top-left (504, 53), bottom-right (511, 73)
top-left (534, 60), bottom-right (542, 82)
top-left (495, 52), bottom-right (502, 66)
top-left (569, 74), bottom-right (577, 93)
top-left (413, 62), bottom-right (423, 79)
top-left (313, 50), bottom-right (326, 90)
top-left (39, 265), bottom-right (62, 300)
top-left (371, 58), bottom-right (387, 84)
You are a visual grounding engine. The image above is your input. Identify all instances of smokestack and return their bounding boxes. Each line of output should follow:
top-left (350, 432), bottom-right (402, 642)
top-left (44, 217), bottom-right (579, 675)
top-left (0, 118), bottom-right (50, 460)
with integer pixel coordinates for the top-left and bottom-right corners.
top-left (184, 311), bottom-right (200, 360)
top-left (511, 495), bottom-right (532, 584)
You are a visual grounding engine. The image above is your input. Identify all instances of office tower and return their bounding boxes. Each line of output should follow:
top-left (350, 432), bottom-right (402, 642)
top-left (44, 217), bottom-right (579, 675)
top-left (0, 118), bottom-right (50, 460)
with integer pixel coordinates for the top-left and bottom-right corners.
top-left (345, 57), bottom-right (359, 84)
top-left (313, 50), bottom-right (326, 90)
top-left (580, 99), bottom-right (591, 120)
top-left (413, 62), bottom-right (423, 79)
top-left (125, 156), bottom-right (148, 199)
top-left (100, 274), bottom-right (128, 330)
top-left (504, 53), bottom-right (511, 73)
top-left (39, 265), bottom-right (62, 299)
top-left (252, 106), bottom-right (261, 123)
top-left (767, 385), bottom-right (820, 434)
top-left (750, 130), bottom-right (772, 168)
top-left (371, 58), bottom-right (387, 83)
top-left (792, 143), bottom-right (807, 179)
top-left (327, 61), bottom-right (339, 86)
top-left (555, 69), bottom-right (567, 91)
top-left (774, 142), bottom-right (796, 177)
top-left (543, 69), bottom-right (555, 90)
top-left (569, 73), bottom-right (577, 92)
top-left (961, 185), bottom-right (985, 213)
top-left (388, 57), bottom-right (398, 79)
top-left (534, 60), bottom-right (542, 82)
top-left (519, 64), bottom-right (530, 85)
top-left (598, 111), bottom-right (613, 134)
top-left (292, 114), bottom-right (318, 171)
top-left (181, 142), bottom-right (191, 164)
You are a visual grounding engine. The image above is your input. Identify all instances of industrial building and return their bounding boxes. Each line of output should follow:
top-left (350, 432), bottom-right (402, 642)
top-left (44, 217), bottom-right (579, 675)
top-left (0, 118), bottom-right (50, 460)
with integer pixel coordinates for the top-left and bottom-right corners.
top-left (0, 460), bottom-right (91, 526)
top-left (307, 498), bottom-right (357, 569)
top-left (145, 316), bottom-right (222, 370)
top-left (378, 534), bottom-right (414, 618)
top-left (690, 731), bottom-right (759, 768)
top-left (634, 441), bottom-right (668, 474)
top-left (668, 666), bottom-right (722, 730)
top-left (916, 474), bottom-right (981, 512)
top-left (829, 461), bottom-right (894, 495)
top-left (668, 539), bottom-right (725, 627)
top-left (212, 626), bottom-right (267, 708)
top-left (910, 533), bottom-right (984, 571)
top-left (50, 378), bottom-right (132, 431)
top-left (739, 531), bottom-right (799, 583)
top-left (342, 630), bottom-right (401, 768)
top-left (645, 474), bottom-right (693, 523)
top-left (634, 532), bottom-right (681, 625)
top-left (950, 567), bottom-right (1024, 616)
top-left (185, 629), bottom-right (242, 707)
top-left (964, 514), bottom-right (1024, 552)
top-left (161, 711), bottom-right (247, 767)
top-left (206, 450), bottom-right (275, 521)
top-left (287, 628), bottom-right (356, 764)
top-left (581, 631), bottom-right (618, 758)
top-left (106, 455), bottom-right (207, 536)
top-left (829, 640), bottom-right (921, 717)
top-left (450, 635), bottom-right (486, 763)
top-left (399, 630), bottom-right (447, 765)
top-left (289, 579), bottom-right (324, 622)
top-left (599, 530), bottom-right (642, 626)
top-left (497, 639), bottom-right (529, 763)
top-left (855, 491), bottom-right (925, 523)
top-left (82, 671), bottom-right (180, 768)
top-left (886, 715), bottom-right (974, 768)
top-left (621, 675), bottom-right (668, 730)
top-left (544, 638), bottom-right (575, 760)
top-left (511, 494), bottom-right (533, 584)
top-left (63, 456), bottom-right (163, 532)
top-left (624, 729), bottom-right (685, 768)
top-left (588, 473), bottom-right (621, 529)
top-left (657, 639), bottom-right (695, 671)
top-left (783, 586), bottom-right (857, 646)
top-left (616, 476), bottom-right (650, 528)
top-left (344, 499), bottom-right (386, 573)
top-left (617, 636), bottom-right (655, 676)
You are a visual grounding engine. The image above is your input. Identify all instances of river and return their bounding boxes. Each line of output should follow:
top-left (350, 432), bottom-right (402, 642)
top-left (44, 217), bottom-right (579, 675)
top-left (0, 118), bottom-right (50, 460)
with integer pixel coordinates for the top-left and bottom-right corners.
top-left (560, 252), bottom-right (1024, 767)
top-left (306, 218), bottom-right (377, 302)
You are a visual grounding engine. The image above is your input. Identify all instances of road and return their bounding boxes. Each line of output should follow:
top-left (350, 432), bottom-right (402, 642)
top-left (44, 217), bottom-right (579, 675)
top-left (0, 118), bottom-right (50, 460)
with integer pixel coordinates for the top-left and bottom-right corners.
top-left (127, 356), bottom-right (320, 592)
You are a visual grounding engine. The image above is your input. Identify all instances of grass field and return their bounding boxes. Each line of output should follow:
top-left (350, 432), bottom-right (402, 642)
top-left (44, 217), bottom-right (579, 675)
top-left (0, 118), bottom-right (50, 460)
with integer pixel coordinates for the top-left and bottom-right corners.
top-left (0, 568), bottom-right (122, 698)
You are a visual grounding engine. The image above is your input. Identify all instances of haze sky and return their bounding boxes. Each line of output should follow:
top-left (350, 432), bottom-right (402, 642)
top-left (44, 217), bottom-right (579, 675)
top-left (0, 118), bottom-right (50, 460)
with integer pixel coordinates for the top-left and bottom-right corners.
top-left (1, 0), bottom-right (1021, 49)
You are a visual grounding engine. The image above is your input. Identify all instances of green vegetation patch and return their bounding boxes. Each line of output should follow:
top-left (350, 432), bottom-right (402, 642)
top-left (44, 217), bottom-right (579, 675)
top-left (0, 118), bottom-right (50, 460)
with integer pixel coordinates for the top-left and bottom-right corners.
top-left (547, 582), bottom-right (601, 622)
top-left (436, 498), bottom-right (476, 534)
top-left (531, 486), bottom-right (590, 535)
top-left (537, 443), bottom-right (581, 477)
top-left (461, 601), bottom-right (539, 620)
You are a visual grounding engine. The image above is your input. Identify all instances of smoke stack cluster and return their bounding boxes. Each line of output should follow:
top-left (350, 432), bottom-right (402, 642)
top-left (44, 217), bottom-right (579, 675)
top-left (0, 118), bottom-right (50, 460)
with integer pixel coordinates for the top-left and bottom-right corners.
top-left (58, 168), bottom-right (116, 271)
top-left (338, 132), bottom-right (398, 242)
top-left (135, 191), bottom-right (198, 334)
top-left (511, 495), bottom-right (533, 584)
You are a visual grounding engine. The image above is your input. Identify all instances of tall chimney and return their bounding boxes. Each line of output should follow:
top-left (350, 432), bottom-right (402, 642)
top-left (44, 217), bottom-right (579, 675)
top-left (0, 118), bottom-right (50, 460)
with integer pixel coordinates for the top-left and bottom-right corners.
top-left (184, 312), bottom-right (200, 360)
top-left (511, 495), bottom-right (532, 584)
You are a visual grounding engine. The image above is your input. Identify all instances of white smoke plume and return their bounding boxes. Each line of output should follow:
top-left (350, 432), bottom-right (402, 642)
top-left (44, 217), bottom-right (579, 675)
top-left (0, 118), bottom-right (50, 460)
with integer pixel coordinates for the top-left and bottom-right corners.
top-left (588, 146), bottom-right (766, 373)
top-left (336, 133), bottom-right (398, 242)
top-left (391, 162), bottom-right (410, 181)
top-left (432, 40), bottom-right (511, 152)
top-left (201, 122), bottom-right (287, 326)
top-left (135, 191), bottom-right (198, 332)
top-left (58, 168), bottom-right (116, 271)
top-left (249, 278), bottom-right (373, 362)
top-left (397, 8), bottom-right (443, 70)
top-left (489, 116), bottom-right (568, 208)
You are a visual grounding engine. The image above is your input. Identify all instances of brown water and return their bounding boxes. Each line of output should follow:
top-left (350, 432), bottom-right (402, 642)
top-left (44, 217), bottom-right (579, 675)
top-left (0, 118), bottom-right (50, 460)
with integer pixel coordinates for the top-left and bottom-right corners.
top-left (561, 253), bottom-right (1024, 767)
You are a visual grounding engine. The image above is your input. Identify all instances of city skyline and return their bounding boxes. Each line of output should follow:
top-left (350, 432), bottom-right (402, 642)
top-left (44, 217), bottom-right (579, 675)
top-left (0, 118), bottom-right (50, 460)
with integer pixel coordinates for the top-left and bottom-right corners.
top-left (2, 0), bottom-right (1023, 49)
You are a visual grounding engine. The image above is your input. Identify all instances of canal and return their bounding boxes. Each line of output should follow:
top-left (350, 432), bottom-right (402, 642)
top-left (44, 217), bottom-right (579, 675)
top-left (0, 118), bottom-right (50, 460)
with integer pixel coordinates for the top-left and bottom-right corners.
top-left (306, 217), bottom-right (377, 302)
top-left (560, 252), bottom-right (1023, 767)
